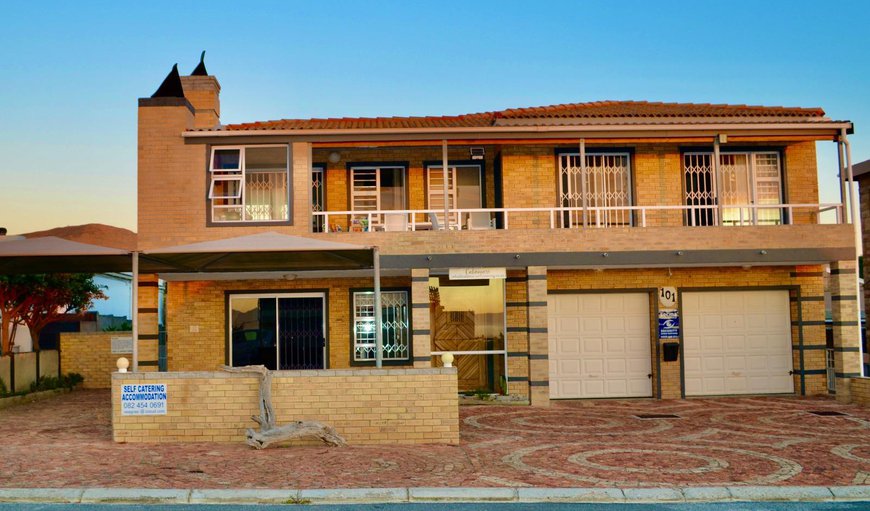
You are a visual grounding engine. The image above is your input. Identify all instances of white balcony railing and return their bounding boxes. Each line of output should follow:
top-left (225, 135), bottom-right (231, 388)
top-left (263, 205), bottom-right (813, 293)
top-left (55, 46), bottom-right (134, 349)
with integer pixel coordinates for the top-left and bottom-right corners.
top-left (311, 203), bottom-right (844, 233)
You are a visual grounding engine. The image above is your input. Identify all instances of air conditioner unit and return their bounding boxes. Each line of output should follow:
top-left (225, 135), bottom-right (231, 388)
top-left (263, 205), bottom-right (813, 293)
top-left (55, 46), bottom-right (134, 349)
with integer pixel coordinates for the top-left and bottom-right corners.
top-left (470, 147), bottom-right (485, 160)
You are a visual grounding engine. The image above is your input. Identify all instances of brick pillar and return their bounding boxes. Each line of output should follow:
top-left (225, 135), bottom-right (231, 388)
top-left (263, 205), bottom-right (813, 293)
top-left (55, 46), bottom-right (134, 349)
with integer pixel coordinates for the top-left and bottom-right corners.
top-left (137, 274), bottom-right (160, 372)
top-left (411, 269), bottom-right (431, 368)
top-left (506, 273), bottom-right (530, 398)
top-left (527, 266), bottom-right (550, 407)
top-left (790, 268), bottom-right (828, 396)
top-left (830, 260), bottom-right (862, 401)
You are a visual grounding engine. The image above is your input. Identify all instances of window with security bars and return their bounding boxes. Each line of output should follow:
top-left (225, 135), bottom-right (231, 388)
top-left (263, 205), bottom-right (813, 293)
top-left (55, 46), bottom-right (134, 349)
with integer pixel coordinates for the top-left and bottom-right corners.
top-left (312, 166), bottom-right (325, 232)
top-left (209, 146), bottom-right (290, 223)
top-left (558, 153), bottom-right (632, 227)
top-left (353, 290), bottom-right (410, 362)
top-left (683, 151), bottom-right (783, 226)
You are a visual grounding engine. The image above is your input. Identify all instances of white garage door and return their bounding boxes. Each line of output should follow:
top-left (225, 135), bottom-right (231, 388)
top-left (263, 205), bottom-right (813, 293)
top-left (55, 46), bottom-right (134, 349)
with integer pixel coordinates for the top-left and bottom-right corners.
top-left (683, 290), bottom-right (794, 396)
top-left (548, 293), bottom-right (652, 399)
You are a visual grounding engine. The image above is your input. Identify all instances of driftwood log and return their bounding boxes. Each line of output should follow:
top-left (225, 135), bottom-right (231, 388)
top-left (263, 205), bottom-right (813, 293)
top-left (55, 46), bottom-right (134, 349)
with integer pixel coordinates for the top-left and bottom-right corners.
top-left (221, 365), bottom-right (346, 449)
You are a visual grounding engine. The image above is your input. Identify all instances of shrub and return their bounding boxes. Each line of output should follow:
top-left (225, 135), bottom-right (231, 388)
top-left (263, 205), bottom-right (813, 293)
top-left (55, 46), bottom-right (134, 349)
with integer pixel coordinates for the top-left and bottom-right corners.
top-left (0, 377), bottom-right (8, 398)
top-left (29, 372), bottom-right (84, 393)
top-left (103, 321), bottom-right (133, 332)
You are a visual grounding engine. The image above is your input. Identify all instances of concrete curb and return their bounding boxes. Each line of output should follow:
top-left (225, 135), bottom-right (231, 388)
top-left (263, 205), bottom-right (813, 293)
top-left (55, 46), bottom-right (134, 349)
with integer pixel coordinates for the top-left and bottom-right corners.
top-left (0, 485), bottom-right (868, 504)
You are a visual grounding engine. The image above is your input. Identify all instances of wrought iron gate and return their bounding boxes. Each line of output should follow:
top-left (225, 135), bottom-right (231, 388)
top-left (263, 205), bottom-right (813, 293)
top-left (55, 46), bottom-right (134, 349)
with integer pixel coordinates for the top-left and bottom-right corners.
top-left (278, 297), bottom-right (325, 370)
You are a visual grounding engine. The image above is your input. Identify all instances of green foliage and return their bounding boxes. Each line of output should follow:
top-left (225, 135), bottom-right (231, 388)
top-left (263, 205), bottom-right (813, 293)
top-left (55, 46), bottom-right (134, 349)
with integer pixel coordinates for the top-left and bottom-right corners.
top-left (102, 321), bottom-right (133, 332)
top-left (29, 372), bottom-right (84, 393)
top-left (0, 377), bottom-right (8, 397)
top-left (0, 273), bottom-right (106, 353)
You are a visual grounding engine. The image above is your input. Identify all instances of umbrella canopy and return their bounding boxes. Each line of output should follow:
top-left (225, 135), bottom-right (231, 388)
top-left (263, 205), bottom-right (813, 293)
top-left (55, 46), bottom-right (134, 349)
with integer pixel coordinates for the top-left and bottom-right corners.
top-left (0, 236), bottom-right (133, 274)
top-left (142, 232), bottom-right (373, 273)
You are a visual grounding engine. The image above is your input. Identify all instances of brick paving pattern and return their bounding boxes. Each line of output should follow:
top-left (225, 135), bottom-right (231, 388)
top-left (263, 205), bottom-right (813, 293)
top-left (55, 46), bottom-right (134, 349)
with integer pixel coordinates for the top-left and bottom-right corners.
top-left (2, 390), bottom-right (869, 488)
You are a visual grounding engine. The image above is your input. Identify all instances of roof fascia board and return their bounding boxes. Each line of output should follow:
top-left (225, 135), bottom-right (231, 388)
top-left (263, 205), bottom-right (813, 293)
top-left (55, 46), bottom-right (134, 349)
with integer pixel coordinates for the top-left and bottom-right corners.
top-left (183, 125), bottom-right (850, 145)
top-left (182, 122), bottom-right (853, 140)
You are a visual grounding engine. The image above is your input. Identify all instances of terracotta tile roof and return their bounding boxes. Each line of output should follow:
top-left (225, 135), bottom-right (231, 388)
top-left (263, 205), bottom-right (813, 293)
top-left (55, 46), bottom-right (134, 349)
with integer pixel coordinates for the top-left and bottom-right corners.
top-left (217, 100), bottom-right (827, 132)
top-left (497, 100), bottom-right (826, 119)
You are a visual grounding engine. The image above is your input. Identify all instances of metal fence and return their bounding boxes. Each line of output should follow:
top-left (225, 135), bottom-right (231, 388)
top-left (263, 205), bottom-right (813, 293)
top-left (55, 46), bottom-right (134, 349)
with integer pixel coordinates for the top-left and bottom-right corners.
top-left (0, 349), bottom-right (61, 394)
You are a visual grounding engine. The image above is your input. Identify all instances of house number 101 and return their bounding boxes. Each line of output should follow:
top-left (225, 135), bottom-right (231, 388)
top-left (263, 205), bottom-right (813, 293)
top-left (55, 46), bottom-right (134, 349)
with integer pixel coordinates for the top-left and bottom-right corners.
top-left (659, 287), bottom-right (677, 308)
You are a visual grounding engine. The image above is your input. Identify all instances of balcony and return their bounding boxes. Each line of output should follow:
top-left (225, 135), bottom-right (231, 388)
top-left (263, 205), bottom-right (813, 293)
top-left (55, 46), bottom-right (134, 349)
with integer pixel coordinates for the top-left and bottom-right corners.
top-left (312, 203), bottom-right (844, 233)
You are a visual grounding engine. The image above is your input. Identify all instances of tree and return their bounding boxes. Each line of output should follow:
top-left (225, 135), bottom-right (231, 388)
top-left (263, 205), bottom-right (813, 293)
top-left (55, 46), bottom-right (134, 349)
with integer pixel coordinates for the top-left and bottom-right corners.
top-left (0, 274), bottom-right (105, 353)
top-left (0, 275), bottom-right (37, 355)
top-left (16, 274), bottom-right (106, 351)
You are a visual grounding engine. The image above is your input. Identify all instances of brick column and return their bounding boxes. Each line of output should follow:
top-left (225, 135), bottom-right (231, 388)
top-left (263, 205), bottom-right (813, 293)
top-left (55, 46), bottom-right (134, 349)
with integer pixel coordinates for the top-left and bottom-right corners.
top-left (830, 260), bottom-right (862, 401)
top-left (790, 268), bottom-right (828, 396)
top-left (527, 266), bottom-right (550, 407)
top-left (411, 269), bottom-right (431, 368)
top-left (137, 274), bottom-right (160, 372)
top-left (505, 273), bottom-right (530, 398)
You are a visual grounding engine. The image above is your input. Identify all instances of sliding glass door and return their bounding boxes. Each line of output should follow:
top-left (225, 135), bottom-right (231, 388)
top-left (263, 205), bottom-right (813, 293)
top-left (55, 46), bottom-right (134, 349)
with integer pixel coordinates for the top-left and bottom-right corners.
top-left (229, 293), bottom-right (326, 370)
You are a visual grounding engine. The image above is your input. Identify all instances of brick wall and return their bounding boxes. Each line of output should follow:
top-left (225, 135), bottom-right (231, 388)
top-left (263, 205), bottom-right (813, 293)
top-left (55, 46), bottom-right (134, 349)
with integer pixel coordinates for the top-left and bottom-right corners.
top-left (111, 368), bottom-right (459, 445)
top-left (61, 332), bottom-right (130, 389)
top-left (166, 276), bottom-right (409, 372)
top-left (849, 377), bottom-right (870, 406)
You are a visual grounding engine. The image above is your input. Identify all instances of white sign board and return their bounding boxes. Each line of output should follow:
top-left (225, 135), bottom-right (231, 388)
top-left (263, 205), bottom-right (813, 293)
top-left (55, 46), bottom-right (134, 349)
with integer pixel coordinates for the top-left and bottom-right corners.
top-left (658, 287), bottom-right (677, 308)
top-left (121, 383), bottom-right (167, 415)
top-left (449, 267), bottom-right (506, 280)
top-left (111, 336), bottom-right (133, 354)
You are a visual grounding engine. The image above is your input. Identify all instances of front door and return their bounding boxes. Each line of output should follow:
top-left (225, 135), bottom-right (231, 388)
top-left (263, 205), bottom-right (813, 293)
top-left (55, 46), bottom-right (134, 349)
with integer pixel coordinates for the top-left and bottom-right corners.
top-left (229, 293), bottom-right (326, 370)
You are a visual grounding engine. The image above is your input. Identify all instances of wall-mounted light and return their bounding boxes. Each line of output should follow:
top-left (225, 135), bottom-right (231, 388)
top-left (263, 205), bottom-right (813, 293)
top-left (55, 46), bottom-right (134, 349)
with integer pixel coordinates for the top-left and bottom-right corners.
top-left (470, 147), bottom-right (485, 160)
top-left (328, 151), bottom-right (341, 164)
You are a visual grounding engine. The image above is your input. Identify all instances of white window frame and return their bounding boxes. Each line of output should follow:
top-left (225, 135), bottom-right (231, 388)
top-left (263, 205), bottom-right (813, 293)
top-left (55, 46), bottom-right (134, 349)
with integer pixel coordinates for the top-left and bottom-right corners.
top-left (227, 292), bottom-right (326, 369)
top-left (352, 290), bottom-right (410, 363)
top-left (350, 165), bottom-right (406, 225)
top-left (683, 150), bottom-right (783, 226)
top-left (209, 145), bottom-right (290, 223)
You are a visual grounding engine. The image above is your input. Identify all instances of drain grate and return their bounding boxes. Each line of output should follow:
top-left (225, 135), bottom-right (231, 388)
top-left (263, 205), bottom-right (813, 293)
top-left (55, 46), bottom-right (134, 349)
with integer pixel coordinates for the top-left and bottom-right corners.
top-left (808, 410), bottom-right (849, 417)
top-left (634, 413), bottom-right (681, 419)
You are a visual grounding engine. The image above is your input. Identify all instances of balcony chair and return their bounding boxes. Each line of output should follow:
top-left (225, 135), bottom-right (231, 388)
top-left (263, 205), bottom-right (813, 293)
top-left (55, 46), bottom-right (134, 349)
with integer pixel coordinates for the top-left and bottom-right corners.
top-left (383, 213), bottom-right (409, 232)
top-left (467, 211), bottom-right (494, 230)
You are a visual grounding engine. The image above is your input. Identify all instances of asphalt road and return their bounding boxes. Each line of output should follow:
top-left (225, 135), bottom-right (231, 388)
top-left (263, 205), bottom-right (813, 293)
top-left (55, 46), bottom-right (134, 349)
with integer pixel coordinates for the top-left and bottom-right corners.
top-left (1, 503), bottom-right (869, 511)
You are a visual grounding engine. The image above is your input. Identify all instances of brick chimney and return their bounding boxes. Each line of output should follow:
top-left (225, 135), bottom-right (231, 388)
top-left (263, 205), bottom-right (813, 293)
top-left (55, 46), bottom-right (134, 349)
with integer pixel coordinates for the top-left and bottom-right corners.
top-left (138, 62), bottom-right (197, 250)
top-left (180, 51), bottom-right (220, 129)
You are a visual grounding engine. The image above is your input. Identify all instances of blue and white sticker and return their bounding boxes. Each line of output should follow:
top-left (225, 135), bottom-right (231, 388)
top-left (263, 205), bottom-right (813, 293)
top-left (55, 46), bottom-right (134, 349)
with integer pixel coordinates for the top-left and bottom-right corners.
top-left (658, 309), bottom-right (680, 340)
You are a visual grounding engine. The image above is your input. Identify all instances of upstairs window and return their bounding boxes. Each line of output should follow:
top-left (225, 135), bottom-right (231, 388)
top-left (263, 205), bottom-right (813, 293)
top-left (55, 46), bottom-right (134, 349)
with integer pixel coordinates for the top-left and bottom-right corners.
top-left (350, 165), bottom-right (406, 226)
top-left (558, 152), bottom-right (632, 227)
top-left (683, 151), bottom-right (783, 226)
top-left (209, 146), bottom-right (290, 223)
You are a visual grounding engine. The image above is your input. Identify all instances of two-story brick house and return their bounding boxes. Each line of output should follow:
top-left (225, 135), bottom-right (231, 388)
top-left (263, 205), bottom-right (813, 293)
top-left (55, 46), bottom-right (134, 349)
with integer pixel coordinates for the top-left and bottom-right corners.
top-left (135, 59), bottom-right (862, 406)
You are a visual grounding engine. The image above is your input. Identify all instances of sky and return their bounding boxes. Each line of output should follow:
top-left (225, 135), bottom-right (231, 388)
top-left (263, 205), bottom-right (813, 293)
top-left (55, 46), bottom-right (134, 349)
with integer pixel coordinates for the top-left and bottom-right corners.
top-left (1, 0), bottom-right (868, 234)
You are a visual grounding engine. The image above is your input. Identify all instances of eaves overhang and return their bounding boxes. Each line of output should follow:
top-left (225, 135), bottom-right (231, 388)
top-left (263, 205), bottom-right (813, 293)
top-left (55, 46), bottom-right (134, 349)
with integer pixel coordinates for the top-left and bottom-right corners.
top-left (182, 121), bottom-right (854, 144)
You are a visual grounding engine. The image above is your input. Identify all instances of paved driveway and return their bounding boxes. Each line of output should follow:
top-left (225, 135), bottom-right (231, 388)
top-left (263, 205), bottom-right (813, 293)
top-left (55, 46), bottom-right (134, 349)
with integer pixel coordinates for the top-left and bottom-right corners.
top-left (1, 390), bottom-right (869, 488)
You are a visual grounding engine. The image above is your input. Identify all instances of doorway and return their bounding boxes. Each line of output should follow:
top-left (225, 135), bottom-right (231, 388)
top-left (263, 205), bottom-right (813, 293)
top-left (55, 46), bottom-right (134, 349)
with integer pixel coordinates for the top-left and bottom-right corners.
top-left (229, 292), bottom-right (326, 370)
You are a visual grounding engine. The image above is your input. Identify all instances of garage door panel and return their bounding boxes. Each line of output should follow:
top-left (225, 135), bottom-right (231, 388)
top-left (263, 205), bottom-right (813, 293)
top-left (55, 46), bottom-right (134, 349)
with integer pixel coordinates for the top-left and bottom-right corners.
top-left (683, 290), bottom-right (793, 396)
top-left (549, 293), bottom-right (652, 399)
top-left (583, 338), bottom-right (604, 353)
top-left (557, 317), bottom-right (580, 333)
